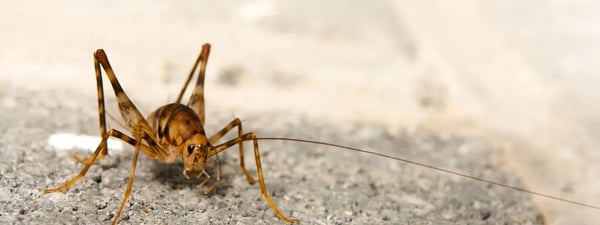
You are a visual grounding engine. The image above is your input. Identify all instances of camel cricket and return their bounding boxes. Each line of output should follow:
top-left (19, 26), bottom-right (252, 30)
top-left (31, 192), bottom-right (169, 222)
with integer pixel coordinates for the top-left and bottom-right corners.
top-left (43, 44), bottom-right (299, 224)
top-left (43, 43), bottom-right (600, 224)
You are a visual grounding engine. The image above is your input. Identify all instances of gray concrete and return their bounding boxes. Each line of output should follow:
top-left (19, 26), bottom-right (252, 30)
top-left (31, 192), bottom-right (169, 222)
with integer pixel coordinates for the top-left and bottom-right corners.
top-left (1, 0), bottom-right (600, 224)
top-left (0, 88), bottom-right (540, 224)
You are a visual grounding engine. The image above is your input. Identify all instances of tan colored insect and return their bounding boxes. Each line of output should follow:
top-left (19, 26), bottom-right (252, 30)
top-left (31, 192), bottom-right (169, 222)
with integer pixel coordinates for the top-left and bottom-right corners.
top-left (43, 44), bottom-right (298, 224)
top-left (43, 43), bottom-right (600, 224)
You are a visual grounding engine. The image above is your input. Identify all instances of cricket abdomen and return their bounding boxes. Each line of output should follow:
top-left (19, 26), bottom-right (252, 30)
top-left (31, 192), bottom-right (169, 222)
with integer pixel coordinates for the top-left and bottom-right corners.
top-left (146, 103), bottom-right (206, 147)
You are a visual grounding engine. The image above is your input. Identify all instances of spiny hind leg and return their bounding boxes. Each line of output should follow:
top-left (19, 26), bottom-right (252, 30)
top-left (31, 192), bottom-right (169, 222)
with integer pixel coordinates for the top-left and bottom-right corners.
top-left (94, 49), bottom-right (165, 159)
top-left (94, 49), bottom-right (157, 137)
top-left (176, 44), bottom-right (210, 104)
top-left (70, 54), bottom-right (115, 163)
top-left (209, 133), bottom-right (300, 223)
top-left (186, 44), bottom-right (211, 125)
top-left (209, 118), bottom-right (256, 184)
top-left (177, 43), bottom-right (211, 125)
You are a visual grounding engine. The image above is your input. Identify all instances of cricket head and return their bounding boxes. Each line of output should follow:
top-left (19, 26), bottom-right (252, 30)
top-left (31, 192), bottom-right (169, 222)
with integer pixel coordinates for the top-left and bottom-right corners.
top-left (181, 133), bottom-right (210, 179)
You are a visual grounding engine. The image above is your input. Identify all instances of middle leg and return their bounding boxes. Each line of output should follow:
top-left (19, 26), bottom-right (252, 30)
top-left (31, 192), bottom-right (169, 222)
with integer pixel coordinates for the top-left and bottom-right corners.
top-left (209, 118), bottom-right (256, 184)
top-left (209, 132), bottom-right (300, 223)
top-left (44, 129), bottom-right (152, 193)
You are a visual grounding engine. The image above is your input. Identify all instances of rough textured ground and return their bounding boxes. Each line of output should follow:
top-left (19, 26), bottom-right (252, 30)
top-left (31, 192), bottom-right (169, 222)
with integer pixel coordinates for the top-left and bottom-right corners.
top-left (0, 88), bottom-right (541, 225)
top-left (2, 0), bottom-right (600, 224)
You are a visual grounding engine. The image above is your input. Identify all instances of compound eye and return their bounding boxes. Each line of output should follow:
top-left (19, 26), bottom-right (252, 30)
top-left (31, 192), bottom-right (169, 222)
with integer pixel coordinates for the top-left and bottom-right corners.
top-left (187, 144), bottom-right (195, 155)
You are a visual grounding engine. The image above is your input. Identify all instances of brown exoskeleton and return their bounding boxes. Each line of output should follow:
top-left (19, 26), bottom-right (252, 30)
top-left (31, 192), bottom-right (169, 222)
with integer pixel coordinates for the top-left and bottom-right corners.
top-left (43, 43), bottom-right (600, 224)
top-left (43, 44), bottom-right (299, 224)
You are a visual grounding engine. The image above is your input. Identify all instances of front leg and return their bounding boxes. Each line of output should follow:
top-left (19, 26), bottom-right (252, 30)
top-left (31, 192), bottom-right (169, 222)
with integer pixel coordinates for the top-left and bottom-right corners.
top-left (44, 129), bottom-right (135, 193)
top-left (201, 154), bottom-right (221, 195)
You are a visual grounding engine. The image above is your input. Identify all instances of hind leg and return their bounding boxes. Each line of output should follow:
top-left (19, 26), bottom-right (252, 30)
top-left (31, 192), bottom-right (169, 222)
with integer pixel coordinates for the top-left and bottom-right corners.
top-left (176, 43), bottom-right (211, 125)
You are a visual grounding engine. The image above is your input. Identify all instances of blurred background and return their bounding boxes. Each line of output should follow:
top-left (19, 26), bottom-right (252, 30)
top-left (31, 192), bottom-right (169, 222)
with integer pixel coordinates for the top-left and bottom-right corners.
top-left (1, 0), bottom-right (600, 224)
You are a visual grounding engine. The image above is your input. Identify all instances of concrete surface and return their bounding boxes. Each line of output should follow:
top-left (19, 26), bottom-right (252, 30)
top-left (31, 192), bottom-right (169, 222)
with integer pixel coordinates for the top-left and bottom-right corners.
top-left (1, 0), bottom-right (600, 224)
top-left (0, 87), bottom-right (541, 224)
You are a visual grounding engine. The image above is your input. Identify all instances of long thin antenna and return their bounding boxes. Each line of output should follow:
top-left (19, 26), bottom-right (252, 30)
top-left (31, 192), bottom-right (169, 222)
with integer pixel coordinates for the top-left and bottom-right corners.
top-left (257, 137), bottom-right (600, 210)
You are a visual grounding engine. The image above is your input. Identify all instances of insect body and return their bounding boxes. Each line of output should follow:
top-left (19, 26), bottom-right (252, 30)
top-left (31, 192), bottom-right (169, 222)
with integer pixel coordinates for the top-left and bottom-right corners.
top-left (43, 44), bottom-right (299, 224)
top-left (43, 43), bottom-right (600, 224)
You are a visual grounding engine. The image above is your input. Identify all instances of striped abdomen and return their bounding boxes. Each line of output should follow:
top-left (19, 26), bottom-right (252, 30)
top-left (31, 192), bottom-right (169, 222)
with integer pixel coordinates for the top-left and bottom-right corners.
top-left (146, 103), bottom-right (206, 147)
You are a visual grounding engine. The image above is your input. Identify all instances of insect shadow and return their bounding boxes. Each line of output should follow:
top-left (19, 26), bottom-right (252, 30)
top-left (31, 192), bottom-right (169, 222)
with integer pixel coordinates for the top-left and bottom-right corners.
top-left (148, 155), bottom-right (234, 195)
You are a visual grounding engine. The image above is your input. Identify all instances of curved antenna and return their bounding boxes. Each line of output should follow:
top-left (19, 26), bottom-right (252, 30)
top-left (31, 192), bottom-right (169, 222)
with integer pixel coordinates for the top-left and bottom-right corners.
top-left (257, 137), bottom-right (600, 210)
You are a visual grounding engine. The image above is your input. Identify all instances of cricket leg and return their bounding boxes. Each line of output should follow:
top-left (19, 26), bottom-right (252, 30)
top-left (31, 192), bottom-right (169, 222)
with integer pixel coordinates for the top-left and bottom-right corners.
top-left (44, 129), bottom-right (151, 193)
top-left (94, 49), bottom-right (168, 160)
top-left (201, 154), bottom-right (221, 195)
top-left (184, 43), bottom-right (211, 125)
top-left (194, 170), bottom-right (211, 190)
top-left (210, 133), bottom-right (300, 223)
top-left (209, 118), bottom-right (256, 184)
top-left (176, 44), bottom-right (211, 107)
top-left (112, 137), bottom-right (143, 225)
top-left (70, 53), bottom-right (114, 164)
top-left (94, 49), bottom-right (152, 133)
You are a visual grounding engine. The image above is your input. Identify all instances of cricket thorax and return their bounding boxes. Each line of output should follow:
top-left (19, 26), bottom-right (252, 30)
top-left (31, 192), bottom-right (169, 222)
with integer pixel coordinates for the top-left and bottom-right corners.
top-left (147, 103), bottom-right (210, 169)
